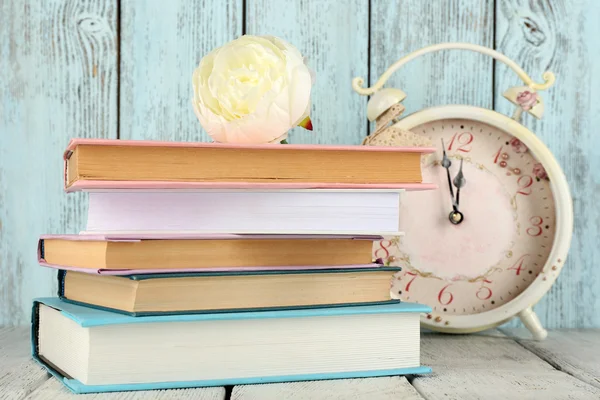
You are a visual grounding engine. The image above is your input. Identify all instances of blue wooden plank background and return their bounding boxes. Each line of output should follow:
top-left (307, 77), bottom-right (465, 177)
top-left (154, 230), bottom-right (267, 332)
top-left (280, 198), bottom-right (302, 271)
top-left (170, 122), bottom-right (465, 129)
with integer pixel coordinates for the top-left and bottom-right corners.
top-left (0, 0), bottom-right (598, 328)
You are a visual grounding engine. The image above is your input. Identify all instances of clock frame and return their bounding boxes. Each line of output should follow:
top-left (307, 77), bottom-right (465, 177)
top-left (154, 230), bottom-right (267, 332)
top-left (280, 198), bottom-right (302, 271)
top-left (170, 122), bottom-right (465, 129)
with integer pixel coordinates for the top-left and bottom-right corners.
top-left (353, 43), bottom-right (573, 340)
top-left (392, 106), bottom-right (573, 338)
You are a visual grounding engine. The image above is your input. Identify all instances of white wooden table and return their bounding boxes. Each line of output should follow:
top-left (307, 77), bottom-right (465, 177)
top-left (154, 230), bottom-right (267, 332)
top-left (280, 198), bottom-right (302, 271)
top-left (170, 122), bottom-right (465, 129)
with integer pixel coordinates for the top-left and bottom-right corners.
top-left (2, 327), bottom-right (599, 399)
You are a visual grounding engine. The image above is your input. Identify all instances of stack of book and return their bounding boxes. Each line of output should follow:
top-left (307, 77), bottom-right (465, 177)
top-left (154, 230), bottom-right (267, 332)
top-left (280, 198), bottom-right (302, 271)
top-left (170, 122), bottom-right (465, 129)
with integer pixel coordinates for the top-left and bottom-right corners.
top-left (32, 139), bottom-right (434, 394)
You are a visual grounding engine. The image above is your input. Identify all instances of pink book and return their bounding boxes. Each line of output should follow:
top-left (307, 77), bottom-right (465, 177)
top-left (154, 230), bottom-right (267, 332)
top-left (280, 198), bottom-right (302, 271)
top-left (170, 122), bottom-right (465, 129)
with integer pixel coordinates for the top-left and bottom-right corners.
top-left (38, 233), bottom-right (383, 275)
top-left (63, 139), bottom-right (436, 192)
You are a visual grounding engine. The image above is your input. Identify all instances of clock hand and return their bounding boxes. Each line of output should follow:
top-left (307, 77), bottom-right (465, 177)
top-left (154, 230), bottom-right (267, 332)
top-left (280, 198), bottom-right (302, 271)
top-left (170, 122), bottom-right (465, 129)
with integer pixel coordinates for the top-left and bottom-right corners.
top-left (453, 158), bottom-right (466, 208)
top-left (449, 158), bottom-right (466, 225)
top-left (440, 139), bottom-right (457, 211)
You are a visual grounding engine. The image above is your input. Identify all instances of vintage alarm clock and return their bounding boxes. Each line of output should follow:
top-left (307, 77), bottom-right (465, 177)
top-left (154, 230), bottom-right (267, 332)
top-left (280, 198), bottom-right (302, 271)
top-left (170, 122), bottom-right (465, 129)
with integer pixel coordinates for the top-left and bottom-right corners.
top-left (353, 43), bottom-right (573, 340)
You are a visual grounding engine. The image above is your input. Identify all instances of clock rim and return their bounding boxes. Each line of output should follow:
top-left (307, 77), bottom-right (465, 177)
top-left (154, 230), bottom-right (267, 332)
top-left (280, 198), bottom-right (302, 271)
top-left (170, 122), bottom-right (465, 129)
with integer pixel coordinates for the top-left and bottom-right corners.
top-left (391, 105), bottom-right (573, 332)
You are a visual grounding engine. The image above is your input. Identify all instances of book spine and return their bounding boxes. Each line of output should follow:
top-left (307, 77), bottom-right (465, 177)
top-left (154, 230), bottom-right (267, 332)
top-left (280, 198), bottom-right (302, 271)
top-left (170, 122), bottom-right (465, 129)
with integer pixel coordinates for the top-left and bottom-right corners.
top-left (57, 270), bottom-right (67, 299)
top-left (30, 301), bottom-right (41, 357)
top-left (63, 151), bottom-right (71, 191)
top-left (38, 239), bottom-right (45, 261)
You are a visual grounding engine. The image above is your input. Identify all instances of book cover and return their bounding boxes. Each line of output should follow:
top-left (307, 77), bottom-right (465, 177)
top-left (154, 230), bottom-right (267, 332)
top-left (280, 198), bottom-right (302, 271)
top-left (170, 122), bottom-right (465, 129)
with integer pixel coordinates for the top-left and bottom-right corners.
top-left (32, 298), bottom-right (431, 394)
top-left (38, 233), bottom-right (384, 274)
top-left (57, 267), bottom-right (401, 316)
top-left (63, 138), bottom-right (436, 192)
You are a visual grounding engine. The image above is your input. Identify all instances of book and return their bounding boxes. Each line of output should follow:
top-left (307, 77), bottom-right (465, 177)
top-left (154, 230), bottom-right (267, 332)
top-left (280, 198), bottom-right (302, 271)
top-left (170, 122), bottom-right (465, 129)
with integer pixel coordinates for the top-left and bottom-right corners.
top-left (58, 268), bottom-right (400, 315)
top-left (38, 234), bottom-right (381, 273)
top-left (32, 298), bottom-right (431, 394)
top-left (84, 189), bottom-right (405, 235)
top-left (63, 139), bottom-right (436, 192)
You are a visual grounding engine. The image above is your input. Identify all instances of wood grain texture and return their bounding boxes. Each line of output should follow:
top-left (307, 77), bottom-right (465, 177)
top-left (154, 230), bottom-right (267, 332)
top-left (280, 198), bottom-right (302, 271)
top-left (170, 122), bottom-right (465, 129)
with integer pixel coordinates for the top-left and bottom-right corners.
top-left (0, 0), bottom-right (117, 325)
top-left (231, 377), bottom-right (424, 400)
top-left (0, 327), bottom-right (50, 398)
top-left (413, 369), bottom-right (600, 400)
top-left (414, 330), bottom-right (600, 399)
top-left (24, 378), bottom-right (226, 399)
top-left (246, 0), bottom-right (369, 145)
top-left (495, 0), bottom-right (600, 329)
top-left (0, 0), bottom-right (599, 330)
top-left (369, 0), bottom-right (494, 119)
top-left (119, 0), bottom-right (243, 142)
top-left (0, 361), bottom-right (51, 399)
top-left (0, 327), bottom-right (31, 368)
top-left (421, 330), bottom-right (554, 371)
top-left (503, 328), bottom-right (600, 389)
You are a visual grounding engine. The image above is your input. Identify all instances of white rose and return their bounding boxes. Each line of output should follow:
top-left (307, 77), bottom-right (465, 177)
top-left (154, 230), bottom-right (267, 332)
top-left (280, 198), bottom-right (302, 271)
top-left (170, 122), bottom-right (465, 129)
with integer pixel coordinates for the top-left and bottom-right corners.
top-left (192, 35), bottom-right (314, 144)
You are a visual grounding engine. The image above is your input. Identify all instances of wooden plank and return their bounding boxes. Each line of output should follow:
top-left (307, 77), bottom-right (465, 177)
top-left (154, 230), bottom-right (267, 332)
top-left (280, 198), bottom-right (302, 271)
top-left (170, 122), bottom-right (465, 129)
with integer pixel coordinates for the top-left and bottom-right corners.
top-left (413, 370), bottom-right (600, 400)
top-left (495, 1), bottom-right (600, 328)
top-left (0, 360), bottom-right (51, 399)
top-left (0, 326), bottom-right (52, 398)
top-left (370, 0), bottom-right (495, 119)
top-left (25, 377), bottom-right (226, 399)
top-left (119, 0), bottom-right (243, 142)
top-left (231, 376), bottom-right (423, 400)
top-left (0, 326), bottom-right (33, 370)
top-left (503, 328), bottom-right (600, 389)
top-left (421, 330), bottom-right (554, 370)
top-left (414, 331), bottom-right (600, 399)
top-left (246, 0), bottom-right (369, 144)
top-left (0, 0), bottom-right (118, 325)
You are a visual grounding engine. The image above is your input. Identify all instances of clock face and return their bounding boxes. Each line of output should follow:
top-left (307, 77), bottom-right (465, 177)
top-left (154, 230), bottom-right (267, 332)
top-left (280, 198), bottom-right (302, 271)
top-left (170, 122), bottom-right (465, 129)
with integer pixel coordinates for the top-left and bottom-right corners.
top-left (384, 118), bottom-right (557, 318)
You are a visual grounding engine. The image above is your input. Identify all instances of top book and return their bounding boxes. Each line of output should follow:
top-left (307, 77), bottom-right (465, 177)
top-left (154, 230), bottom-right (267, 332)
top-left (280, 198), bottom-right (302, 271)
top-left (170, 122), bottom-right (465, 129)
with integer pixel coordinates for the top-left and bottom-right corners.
top-left (63, 139), bottom-right (435, 192)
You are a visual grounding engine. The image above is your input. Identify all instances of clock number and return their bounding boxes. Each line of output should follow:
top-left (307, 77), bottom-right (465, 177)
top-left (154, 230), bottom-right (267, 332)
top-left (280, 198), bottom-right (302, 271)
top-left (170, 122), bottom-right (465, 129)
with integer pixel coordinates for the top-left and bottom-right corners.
top-left (447, 132), bottom-right (474, 153)
top-left (438, 284), bottom-right (454, 305)
top-left (374, 240), bottom-right (391, 259)
top-left (404, 272), bottom-right (418, 292)
top-left (493, 146), bottom-right (504, 164)
top-left (508, 254), bottom-right (529, 276)
top-left (516, 175), bottom-right (533, 196)
top-left (476, 279), bottom-right (493, 300)
top-left (527, 216), bottom-right (544, 237)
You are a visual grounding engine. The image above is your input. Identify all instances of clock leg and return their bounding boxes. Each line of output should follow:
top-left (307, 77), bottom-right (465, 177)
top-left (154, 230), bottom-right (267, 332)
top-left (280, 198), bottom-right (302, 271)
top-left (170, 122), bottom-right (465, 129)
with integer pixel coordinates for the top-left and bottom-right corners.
top-left (518, 307), bottom-right (548, 341)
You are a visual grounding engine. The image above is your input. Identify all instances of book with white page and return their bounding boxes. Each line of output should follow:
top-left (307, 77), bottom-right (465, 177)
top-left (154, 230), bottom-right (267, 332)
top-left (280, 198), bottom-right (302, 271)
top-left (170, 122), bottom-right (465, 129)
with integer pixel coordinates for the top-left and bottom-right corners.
top-left (83, 189), bottom-right (405, 235)
top-left (32, 298), bottom-right (431, 394)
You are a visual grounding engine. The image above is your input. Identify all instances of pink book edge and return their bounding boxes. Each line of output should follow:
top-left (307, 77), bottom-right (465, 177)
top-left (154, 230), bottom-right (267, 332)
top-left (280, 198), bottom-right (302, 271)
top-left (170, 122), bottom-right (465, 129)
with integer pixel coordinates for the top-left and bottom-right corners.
top-left (39, 233), bottom-right (383, 241)
top-left (38, 235), bottom-right (383, 275)
top-left (64, 138), bottom-right (436, 154)
top-left (63, 139), bottom-right (436, 192)
top-left (65, 180), bottom-right (437, 192)
top-left (39, 261), bottom-right (383, 275)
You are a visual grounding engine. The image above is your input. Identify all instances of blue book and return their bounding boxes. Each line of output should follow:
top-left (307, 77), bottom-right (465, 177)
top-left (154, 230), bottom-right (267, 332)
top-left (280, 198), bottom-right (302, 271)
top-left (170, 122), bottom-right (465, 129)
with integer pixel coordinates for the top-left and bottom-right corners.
top-left (32, 298), bottom-right (431, 394)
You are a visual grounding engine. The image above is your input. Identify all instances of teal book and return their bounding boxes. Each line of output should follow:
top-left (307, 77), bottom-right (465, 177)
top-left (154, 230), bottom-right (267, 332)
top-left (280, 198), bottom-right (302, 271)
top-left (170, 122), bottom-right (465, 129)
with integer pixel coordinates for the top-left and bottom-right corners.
top-left (57, 267), bottom-right (401, 316)
top-left (32, 298), bottom-right (431, 394)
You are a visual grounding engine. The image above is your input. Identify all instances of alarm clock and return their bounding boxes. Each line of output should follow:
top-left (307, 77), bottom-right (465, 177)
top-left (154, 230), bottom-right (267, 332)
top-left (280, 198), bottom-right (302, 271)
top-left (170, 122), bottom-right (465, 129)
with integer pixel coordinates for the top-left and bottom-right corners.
top-left (353, 43), bottom-right (573, 340)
